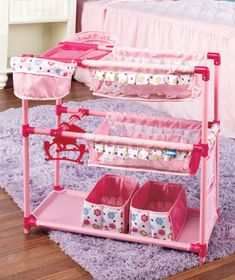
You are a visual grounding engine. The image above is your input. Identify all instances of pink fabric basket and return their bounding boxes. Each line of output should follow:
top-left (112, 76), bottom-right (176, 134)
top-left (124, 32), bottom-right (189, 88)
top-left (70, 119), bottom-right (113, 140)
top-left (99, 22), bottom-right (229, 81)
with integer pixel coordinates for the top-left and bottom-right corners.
top-left (10, 57), bottom-right (76, 100)
top-left (88, 112), bottom-right (202, 175)
top-left (84, 48), bottom-right (205, 101)
top-left (130, 181), bottom-right (187, 241)
top-left (82, 174), bottom-right (139, 233)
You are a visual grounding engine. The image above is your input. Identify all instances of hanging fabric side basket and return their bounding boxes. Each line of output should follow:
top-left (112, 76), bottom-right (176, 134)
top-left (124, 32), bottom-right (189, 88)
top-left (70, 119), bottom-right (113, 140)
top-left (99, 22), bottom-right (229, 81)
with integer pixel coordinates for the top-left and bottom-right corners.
top-left (10, 56), bottom-right (76, 100)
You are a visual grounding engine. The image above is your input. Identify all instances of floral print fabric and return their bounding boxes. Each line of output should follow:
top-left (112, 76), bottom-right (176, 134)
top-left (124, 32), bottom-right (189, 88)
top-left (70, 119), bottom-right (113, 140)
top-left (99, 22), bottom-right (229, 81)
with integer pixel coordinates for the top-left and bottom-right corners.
top-left (130, 208), bottom-right (173, 240)
top-left (82, 200), bottom-right (125, 233)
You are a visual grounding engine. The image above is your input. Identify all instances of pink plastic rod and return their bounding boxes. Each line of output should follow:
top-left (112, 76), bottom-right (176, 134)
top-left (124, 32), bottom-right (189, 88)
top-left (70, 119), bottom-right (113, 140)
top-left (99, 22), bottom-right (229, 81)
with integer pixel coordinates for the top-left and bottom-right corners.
top-left (214, 65), bottom-right (220, 122)
top-left (54, 99), bottom-right (62, 189)
top-left (66, 107), bottom-right (106, 117)
top-left (199, 77), bottom-right (210, 247)
top-left (214, 65), bottom-right (220, 211)
top-left (33, 127), bottom-right (194, 151)
top-left (22, 100), bottom-right (30, 218)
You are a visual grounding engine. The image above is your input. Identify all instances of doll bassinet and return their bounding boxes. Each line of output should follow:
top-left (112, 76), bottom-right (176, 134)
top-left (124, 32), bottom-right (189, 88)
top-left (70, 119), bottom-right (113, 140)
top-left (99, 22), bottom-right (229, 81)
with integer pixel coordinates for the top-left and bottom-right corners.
top-left (83, 47), bottom-right (206, 101)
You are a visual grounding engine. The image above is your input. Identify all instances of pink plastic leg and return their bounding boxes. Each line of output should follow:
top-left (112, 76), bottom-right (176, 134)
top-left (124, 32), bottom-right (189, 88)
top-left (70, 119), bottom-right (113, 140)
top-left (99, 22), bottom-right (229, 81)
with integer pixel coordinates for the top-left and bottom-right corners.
top-left (24, 228), bottom-right (30, 235)
top-left (199, 75), bottom-right (209, 262)
top-left (22, 100), bottom-right (31, 234)
top-left (54, 99), bottom-right (63, 191)
top-left (214, 65), bottom-right (220, 213)
top-left (200, 257), bottom-right (206, 265)
top-left (190, 242), bottom-right (207, 264)
top-left (207, 55), bottom-right (220, 215)
top-left (216, 135), bottom-right (220, 215)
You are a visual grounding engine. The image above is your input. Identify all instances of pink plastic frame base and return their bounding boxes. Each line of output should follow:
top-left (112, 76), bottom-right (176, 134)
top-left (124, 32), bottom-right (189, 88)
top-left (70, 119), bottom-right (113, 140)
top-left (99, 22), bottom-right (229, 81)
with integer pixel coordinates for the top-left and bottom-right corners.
top-left (31, 188), bottom-right (217, 253)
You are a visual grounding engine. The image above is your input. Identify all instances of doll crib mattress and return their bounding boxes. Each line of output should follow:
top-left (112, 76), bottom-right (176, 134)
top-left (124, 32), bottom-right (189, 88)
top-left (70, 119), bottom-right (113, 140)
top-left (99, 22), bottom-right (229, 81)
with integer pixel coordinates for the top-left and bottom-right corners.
top-left (83, 48), bottom-right (205, 101)
top-left (88, 112), bottom-right (203, 175)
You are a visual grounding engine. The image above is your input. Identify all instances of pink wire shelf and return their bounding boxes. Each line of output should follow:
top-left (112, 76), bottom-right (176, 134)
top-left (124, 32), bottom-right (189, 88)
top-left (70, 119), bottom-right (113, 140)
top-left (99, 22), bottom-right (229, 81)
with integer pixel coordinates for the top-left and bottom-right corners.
top-left (32, 188), bottom-right (209, 251)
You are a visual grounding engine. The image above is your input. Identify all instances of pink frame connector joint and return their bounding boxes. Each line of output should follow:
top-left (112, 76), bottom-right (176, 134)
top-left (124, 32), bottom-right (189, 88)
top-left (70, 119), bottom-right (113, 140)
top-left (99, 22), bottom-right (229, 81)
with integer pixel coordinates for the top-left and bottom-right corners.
top-left (190, 243), bottom-right (207, 260)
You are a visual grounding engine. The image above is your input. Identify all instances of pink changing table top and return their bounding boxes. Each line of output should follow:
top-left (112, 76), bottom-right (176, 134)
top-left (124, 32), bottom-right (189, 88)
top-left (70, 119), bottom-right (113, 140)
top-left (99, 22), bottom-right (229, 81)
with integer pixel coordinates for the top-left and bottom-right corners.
top-left (41, 41), bottom-right (112, 65)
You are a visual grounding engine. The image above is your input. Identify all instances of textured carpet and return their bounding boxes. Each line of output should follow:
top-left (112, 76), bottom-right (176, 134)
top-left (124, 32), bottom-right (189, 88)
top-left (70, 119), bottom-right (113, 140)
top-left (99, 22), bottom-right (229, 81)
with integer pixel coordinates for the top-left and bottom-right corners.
top-left (0, 99), bottom-right (234, 280)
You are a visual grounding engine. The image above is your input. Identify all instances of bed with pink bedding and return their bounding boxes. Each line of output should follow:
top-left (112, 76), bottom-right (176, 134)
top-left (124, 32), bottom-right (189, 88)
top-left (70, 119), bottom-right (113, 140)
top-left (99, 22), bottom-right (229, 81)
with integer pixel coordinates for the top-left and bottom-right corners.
top-left (77, 0), bottom-right (235, 138)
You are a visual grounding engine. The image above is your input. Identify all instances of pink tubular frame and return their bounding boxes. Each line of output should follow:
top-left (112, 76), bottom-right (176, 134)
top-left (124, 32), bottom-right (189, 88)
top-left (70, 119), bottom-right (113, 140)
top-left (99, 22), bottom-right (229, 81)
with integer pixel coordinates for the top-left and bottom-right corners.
top-left (21, 52), bottom-right (221, 264)
top-left (22, 100), bottom-right (30, 234)
top-left (54, 99), bottom-right (62, 191)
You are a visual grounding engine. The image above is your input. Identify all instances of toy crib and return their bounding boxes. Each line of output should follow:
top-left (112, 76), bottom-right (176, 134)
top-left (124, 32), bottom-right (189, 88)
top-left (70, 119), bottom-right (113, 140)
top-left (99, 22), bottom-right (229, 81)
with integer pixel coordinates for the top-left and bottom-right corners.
top-left (85, 48), bottom-right (204, 101)
top-left (10, 31), bottom-right (221, 264)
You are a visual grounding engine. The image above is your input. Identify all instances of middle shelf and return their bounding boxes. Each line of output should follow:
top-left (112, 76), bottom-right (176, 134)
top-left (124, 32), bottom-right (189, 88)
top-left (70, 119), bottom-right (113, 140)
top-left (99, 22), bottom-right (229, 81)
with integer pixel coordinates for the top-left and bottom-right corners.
top-left (42, 110), bottom-right (218, 176)
top-left (88, 112), bottom-right (202, 175)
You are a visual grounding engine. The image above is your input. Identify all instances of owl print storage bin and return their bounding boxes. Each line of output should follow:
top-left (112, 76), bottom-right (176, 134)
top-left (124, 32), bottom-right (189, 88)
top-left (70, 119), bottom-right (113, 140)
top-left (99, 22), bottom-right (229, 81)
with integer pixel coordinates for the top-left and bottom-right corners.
top-left (82, 174), bottom-right (139, 233)
top-left (130, 181), bottom-right (187, 241)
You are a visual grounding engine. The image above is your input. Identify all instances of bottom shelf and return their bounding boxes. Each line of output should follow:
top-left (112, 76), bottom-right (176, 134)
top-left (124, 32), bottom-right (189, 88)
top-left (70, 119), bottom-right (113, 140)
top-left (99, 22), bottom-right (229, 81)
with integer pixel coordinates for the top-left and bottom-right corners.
top-left (32, 189), bottom-right (201, 251)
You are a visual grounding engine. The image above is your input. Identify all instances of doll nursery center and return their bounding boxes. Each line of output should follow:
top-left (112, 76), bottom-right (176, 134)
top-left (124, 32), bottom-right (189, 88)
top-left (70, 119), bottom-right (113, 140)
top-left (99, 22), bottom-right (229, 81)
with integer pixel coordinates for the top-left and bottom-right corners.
top-left (10, 31), bottom-right (221, 264)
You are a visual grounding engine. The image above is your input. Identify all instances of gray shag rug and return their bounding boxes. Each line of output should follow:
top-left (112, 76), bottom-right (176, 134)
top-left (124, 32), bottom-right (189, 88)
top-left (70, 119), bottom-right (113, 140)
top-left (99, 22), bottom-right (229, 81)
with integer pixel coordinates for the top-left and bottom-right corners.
top-left (0, 99), bottom-right (234, 280)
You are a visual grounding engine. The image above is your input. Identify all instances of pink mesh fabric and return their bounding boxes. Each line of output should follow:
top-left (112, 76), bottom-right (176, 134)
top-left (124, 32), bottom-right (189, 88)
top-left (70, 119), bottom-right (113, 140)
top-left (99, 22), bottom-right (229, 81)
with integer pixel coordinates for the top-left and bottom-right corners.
top-left (88, 113), bottom-right (202, 175)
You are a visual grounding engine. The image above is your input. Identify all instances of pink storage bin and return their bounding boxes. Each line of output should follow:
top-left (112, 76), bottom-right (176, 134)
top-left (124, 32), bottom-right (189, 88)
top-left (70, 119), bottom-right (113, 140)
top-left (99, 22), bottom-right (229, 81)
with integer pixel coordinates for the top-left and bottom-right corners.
top-left (130, 181), bottom-right (187, 241)
top-left (84, 48), bottom-right (205, 101)
top-left (88, 112), bottom-right (202, 175)
top-left (82, 174), bottom-right (139, 233)
top-left (10, 57), bottom-right (76, 100)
